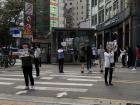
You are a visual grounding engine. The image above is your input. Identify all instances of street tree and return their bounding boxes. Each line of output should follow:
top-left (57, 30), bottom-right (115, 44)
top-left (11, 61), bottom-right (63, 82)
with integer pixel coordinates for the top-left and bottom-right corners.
top-left (0, 0), bottom-right (24, 45)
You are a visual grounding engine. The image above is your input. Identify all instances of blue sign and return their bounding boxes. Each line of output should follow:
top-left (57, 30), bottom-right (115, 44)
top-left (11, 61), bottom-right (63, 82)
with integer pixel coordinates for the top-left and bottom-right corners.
top-left (10, 28), bottom-right (22, 38)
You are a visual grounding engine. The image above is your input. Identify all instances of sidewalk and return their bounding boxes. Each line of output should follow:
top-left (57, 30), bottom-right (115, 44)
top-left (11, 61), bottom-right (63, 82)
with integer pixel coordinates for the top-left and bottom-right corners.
top-left (0, 94), bottom-right (140, 105)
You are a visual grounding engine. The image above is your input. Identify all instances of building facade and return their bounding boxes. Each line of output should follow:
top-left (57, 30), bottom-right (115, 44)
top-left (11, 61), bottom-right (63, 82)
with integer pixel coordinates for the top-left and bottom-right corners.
top-left (91, 0), bottom-right (140, 64)
top-left (64, 0), bottom-right (89, 28)
top-left (34, 0), bottom-right (65, 38)
top-left (33, 0), bottom-right (65, 63)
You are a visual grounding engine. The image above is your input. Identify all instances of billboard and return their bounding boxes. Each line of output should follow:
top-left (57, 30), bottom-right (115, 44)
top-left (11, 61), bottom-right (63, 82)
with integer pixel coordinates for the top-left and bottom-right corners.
top-left (23, 1), bottom-right (33, 38)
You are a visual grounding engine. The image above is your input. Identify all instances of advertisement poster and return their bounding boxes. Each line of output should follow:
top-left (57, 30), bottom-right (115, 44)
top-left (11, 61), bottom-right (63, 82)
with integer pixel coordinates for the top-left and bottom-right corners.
top-left (23, 1), bottom-right (33, 38)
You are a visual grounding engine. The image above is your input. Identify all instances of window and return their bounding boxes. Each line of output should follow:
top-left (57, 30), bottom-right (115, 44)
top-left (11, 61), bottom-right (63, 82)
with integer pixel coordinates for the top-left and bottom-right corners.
top-left (70, 2), bottom-right (72, 5)
top-left (113, 0), bottom-right (119, 10)
top-left (81, 17), bottom-right (83, 19)
top-left (81, 6), bottom-right (83, 9)
top-left (80, 0), bottom-right (82, 2)
top-left (92, 0), bottom-right (97, 7)
top-left (99, 0), bottom-right (103, 4)
top-left (98, 10), bottom-right (104, 23)
top-left (77, 7), bottom-right (78, 9)
top-left (92, 14), bottom-right (97, 25)
top-left (81, 11), bottom-right (83, 14)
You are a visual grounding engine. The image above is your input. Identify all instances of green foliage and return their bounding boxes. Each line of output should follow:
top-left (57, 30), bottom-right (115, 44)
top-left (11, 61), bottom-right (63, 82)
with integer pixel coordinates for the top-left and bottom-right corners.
top-left (0, 0), bottom-right (24, 45)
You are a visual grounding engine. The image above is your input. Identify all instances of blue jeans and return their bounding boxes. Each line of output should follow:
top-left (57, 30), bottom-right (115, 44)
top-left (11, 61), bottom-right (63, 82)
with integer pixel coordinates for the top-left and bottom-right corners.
top-left (135, 59), bottom-right (140, 68)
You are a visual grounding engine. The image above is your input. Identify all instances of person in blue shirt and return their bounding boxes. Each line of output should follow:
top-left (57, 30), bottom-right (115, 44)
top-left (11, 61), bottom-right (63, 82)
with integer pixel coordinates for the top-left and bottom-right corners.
top-left (57, 46), bottom-right (64, 73)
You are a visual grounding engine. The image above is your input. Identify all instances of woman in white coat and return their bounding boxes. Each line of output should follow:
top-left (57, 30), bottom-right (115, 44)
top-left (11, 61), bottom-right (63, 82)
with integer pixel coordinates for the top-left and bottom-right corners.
top-left (104, 47), bottom-right (115, 86)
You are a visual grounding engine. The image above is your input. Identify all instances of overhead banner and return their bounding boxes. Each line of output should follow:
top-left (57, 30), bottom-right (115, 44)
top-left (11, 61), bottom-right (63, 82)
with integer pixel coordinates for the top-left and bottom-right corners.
top-left (23, 1), bottom-right (33, 38)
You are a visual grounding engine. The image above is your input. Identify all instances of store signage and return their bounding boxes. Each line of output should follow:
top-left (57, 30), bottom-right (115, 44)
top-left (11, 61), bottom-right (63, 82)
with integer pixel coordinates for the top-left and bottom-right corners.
top-left (104, 16), bottom-right (119, 27)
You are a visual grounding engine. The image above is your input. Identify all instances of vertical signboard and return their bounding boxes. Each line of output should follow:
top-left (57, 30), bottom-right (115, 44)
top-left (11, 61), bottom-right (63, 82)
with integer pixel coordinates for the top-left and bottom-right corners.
top-left (23, 1), bottom-right (33, 38)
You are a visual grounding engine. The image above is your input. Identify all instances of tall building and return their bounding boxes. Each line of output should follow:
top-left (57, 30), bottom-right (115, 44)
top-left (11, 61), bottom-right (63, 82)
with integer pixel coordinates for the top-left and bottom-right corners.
top-left (91, 0), bottom-right (140, 53)
top-left (34, 0), bottom-right (65, 38)
top-left (64, 0), bottom-right (89, 28)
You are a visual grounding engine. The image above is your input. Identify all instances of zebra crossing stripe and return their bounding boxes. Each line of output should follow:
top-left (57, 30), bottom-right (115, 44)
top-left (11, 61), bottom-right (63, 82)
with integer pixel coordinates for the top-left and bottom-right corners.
top-left (50, 74), bottom-right (102, 79)
top-left (0, 77), bottom-right (23, 81)
top-left (0, 82), bottom-right (14, 85)
top-left (67, 78), bottom-right (103, 82)
top-left (15, 85), bottom-right (88, 92)
top-left (35, 82), bottom-right (93, 86)
top-left (41, 77), bottom-right (53, 80)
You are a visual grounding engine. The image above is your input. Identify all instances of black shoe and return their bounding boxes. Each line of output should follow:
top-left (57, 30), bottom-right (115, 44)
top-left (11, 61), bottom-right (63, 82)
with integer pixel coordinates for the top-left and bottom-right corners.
top-left (105, 83), bottom-right (109, 86)
top-left (109, 83), bottom-right (114, 86)
top-left (100, 70), bottom-right (103, 73)
top-left (81, 71), bottom-right (84, 74)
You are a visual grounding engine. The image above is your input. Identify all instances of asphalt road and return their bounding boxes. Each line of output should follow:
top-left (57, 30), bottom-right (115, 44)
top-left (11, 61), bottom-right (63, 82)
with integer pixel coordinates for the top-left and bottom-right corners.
top-left (0, 64), bottom-right (140, 105)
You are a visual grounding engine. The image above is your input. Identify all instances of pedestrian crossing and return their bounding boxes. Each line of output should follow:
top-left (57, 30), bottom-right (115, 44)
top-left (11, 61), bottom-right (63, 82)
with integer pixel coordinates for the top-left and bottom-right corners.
top-left (0, 70), bottom-right (103, 95)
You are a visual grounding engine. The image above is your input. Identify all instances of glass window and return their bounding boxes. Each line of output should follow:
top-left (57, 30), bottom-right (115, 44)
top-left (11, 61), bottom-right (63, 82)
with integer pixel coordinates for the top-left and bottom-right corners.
top-left (92, 14), bottom-right (97, 25)
top-left (98, 10), bottom-right (104, 23)
top-left (92, 0), bottom-right (97, 7)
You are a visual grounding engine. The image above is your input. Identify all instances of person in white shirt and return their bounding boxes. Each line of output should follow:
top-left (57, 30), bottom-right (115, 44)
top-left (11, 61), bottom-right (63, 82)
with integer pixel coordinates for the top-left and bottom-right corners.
top-left (120, 48), bottom-right (126, 67)
top-left (34, 45), bottom-right (41, 78)
top-left (104, 47), bottom-right (115, 86)
top-left (98, 44), bottom-right (105, 73)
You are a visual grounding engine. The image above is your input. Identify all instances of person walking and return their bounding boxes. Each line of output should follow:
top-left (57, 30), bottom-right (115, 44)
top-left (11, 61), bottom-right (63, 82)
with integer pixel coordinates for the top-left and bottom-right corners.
top-left (86, 46), bottom-right (92, 73)
top-left (132, 45), bottom-right (140, 70)
top-left (91, 44), bottom-right (97, 66)
top-left (127, 47), bottom-right (133, 68)
top-left (19, 43), bottom-right (34, 90)
top-left (104, 47), bottom-right (115, 86)
top-left (120, 48), bottom-right (126, 67)
top-left (58, 46), bottom-right (64, 73)
top-left (98, 44), bottom-right (105, 73)
top-left (79, 46), bottom-right (85, 73)
top-left (34, 45), bottom-right (41, 78)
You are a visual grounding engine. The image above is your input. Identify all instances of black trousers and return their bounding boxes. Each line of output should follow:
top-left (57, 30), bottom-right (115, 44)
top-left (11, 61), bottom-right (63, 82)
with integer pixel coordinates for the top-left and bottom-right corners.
top-left (86, 59), bottom-right (92, 70)
top-left (122, 55), bottom-right (126, 67)
top-left (34, 58), bottom-right (40, 76)
top-left (22, 66), bottom-right (34, 86)
top-left (104, 67), bottom-right (114, 84)
top-left (58, 59), bottom-right (64, 73)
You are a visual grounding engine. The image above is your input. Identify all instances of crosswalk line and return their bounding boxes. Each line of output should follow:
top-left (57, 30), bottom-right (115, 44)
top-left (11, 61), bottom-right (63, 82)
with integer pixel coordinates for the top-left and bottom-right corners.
top-left (50, 74), bottom-right (102, 79)
top-left (0, 77), bottom-right (53, 81)
top-left (0, 77), bottom-right (23, 81)
top-left (0, 77), bottom-right (93, 86)
top-left (0, 74), bottom-right (53, 79)
top-left (0, 82), bottom-right (14, 85)
top-left (67, 78), bottom-right (103, 82)
top-left (15, 85), bottom-right (88, 92)
top-left (35, 82), bottom-right (93, 86)
top-left (41, 77), bottom-right (53, 80)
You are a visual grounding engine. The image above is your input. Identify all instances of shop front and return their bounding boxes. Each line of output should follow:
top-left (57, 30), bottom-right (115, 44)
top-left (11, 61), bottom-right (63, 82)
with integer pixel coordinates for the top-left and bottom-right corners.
top-left (96, 8), bottom-right (131, 49)
top-left (51, 28), bottom-right (96, 63)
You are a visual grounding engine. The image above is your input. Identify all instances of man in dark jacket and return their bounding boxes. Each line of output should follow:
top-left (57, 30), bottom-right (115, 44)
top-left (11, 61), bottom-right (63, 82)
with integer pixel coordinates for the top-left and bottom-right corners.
top-left (19, 43), bottom-right (34, 90)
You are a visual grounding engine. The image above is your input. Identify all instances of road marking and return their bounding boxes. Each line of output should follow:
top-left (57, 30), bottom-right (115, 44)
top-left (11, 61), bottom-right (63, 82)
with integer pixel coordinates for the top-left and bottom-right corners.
top-left (41, 77), bottom-right (53, 80)
top-left (35, 81), bottom-right (93, 86)
top-left (114, 80), bottom-right (140, 84)
top-left (16, 90), bottom-right (28, 95)
top-left (67, 78), bottom-right (103, 82)
top-left (0, 82), bottom-right (14, 85)
top-left (15, 86), bottom-right (88, 92)
top-left (0, 77), bottom-right (23, 81)
top-left (56, 92), bottom-right (67, 98)
top-left (79, 97), bottom-right (140, 104)
top-left (50, 74), bottom-right (102, 79)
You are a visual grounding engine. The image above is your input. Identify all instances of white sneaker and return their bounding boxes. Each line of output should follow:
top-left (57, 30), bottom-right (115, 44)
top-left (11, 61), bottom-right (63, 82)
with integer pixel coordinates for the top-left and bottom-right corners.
top-left (132, 68), bottom-right (136, 71)
top-left (30, 86), bottom-right (35, 90)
